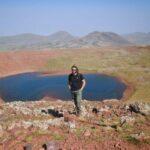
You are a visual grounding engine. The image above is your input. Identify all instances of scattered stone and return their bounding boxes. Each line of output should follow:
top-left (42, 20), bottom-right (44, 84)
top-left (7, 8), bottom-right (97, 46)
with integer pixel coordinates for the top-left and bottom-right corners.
top-left (7, 118), bottom-right (65, 130)
top-left (129, 103), bottom-right (140, 113)
top-left (8, 122), bottom-right (22, 130)
top-left (143, 103), bottom-right (150, 111)
top-left (64, 115), bottom-right (74, 122)
top-left (92, 108), bottom-right (99, 114)
top-left (47, 109), bottom-right (63, 117)
top-left (124, 105), bottom-right (129, 111)
top-left (21, 121), bottom-right (33, 129)
top-left (0, 100), bottom-right (150, 149)
top-left (114, 142), bottom-right (121, 150)
top-left (99, 105), bottom-right (110, 112)
top-left (42, 141), bottom-right (59, 150)
top-left (130, 132), bottom-right (145, 140)
top-left (120, 116), bottom-right (135, 126)
top-left (83, 129), bottom-right (91, 137)
top-left (23, 144), bottom-right (32, 150)
top-left (140, 103), bottom-right (150, 115)
top-left (46, 118), bottom-right (64, 127)
top-left (65, 121), bottom-right (76, 129)
top-left (41, 109), bottom-right (48, 114)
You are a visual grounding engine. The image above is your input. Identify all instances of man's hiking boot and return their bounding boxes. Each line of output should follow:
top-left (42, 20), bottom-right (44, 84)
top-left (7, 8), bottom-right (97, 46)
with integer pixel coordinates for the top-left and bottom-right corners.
top-left (76, 109), bottom-right (81, 116)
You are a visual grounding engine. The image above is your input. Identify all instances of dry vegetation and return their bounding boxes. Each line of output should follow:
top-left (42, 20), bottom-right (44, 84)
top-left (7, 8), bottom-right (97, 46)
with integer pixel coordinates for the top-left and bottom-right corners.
top-left (0, 46), bottom-right (149, 102)
top-left (45, 46), bottom-right (150, 102)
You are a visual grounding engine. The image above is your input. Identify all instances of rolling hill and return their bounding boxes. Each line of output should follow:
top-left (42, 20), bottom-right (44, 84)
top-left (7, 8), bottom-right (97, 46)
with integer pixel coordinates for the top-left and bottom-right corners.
top-left (123, 32), bottom-right (150, 45)
top-left (0, 31), bottom-right (137, 50)
top-left (67, 31), bottom-right (131, 48)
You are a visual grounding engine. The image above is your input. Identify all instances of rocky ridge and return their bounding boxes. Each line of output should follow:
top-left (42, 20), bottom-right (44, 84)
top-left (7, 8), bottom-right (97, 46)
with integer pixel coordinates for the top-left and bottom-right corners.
top-left (0, 99), bottom-right (150, 149)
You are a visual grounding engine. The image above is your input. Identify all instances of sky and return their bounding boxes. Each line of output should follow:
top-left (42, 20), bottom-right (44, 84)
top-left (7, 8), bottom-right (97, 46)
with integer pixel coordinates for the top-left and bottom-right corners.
top-left (0, 0), bottom-right (150, 36)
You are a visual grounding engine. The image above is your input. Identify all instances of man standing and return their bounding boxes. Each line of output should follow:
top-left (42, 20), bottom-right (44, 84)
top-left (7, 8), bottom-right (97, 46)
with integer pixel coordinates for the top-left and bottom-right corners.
top-left (68, 65), bottom-right (86, 115)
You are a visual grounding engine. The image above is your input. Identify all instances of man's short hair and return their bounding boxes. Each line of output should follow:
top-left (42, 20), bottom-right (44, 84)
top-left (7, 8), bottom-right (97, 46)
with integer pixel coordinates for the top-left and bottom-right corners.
top-left (71, 65), bottom-right (79, 72)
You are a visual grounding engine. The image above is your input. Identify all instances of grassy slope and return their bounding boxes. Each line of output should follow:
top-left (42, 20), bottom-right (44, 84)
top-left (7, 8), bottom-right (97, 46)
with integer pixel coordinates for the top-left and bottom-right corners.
top-left (44, 46), bottom-right (150, 102)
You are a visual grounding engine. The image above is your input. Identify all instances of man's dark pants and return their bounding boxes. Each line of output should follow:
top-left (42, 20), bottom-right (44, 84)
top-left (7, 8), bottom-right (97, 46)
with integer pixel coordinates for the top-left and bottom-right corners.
top-left (71, 90), bottom-right (82, 114)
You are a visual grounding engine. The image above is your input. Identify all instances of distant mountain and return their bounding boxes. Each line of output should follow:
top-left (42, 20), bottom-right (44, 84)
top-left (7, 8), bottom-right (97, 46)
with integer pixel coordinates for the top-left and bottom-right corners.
top-left (0, 31), bottom-right (133, 50)
top-left (123, 32), bottom-right (150, 45)
top-left (43, 31), bottom-right (78, 49)
top-left (0, 33), bottom-right (47, 50)
top-left (67, 31), bottom-right (131, 48)
top-left (0, 32), bottom-right (77, 50)
top-left (47, 31), bottom-right (76, 42)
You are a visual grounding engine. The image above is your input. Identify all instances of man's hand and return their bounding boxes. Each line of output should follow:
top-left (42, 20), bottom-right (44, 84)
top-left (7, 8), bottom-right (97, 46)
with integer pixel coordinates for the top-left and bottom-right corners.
top-left (68, 85), bottom-right (71, 90)
top-left (80, 79), bottom-right (86, 91)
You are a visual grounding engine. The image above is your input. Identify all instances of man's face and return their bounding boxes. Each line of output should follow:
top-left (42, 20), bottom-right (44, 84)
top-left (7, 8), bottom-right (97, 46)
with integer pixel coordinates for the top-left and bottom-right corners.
top-left (72, 67), bottom-right (77, 74)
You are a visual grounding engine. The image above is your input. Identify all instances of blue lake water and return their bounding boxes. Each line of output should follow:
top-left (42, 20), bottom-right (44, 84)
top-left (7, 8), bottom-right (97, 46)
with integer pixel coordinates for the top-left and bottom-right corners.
top-left (0, 72), bottom-right (127, 102)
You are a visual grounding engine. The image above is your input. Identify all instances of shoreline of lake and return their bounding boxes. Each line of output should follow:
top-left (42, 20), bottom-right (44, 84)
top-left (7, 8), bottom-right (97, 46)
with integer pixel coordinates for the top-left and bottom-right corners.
top-left (40, 70), bottom-right (135, 102)
top-left (0, 70), bottom-right (134, 103)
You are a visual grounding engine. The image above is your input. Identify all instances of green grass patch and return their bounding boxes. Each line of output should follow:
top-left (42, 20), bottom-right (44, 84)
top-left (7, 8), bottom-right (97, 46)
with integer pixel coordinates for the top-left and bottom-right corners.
top-left (52, 133), bottom-right (64, 141)
top-left (25, 130), bottom-right (50, 142)
top-left (74, 127), bottom-right (85, 138)
top-left (25, 135), bottom-right (33, 142)
top-left (122, 123), bottom-right (134, 132)
top-left (124, 135), bottom-right (140, 145)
